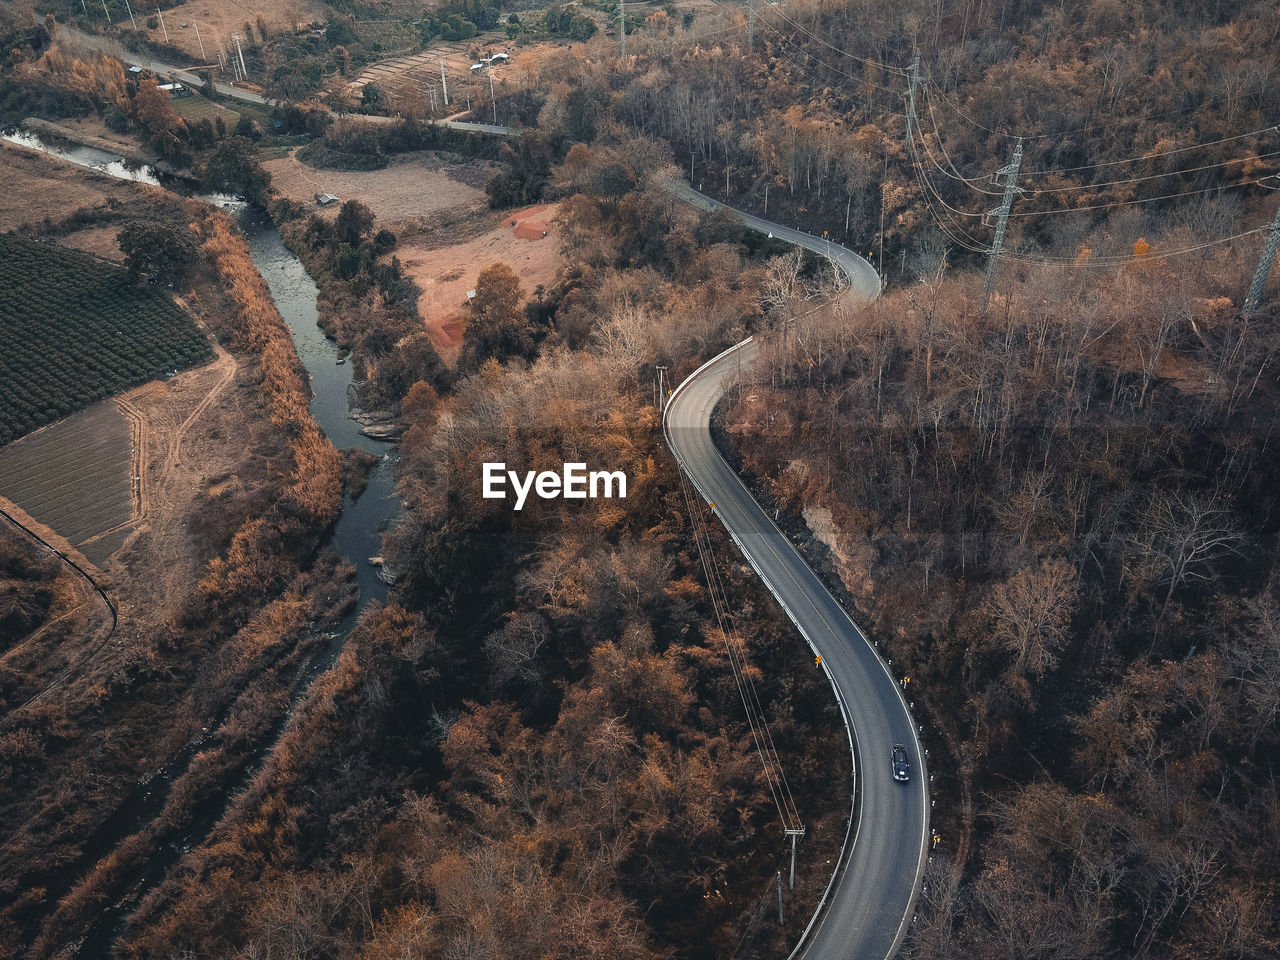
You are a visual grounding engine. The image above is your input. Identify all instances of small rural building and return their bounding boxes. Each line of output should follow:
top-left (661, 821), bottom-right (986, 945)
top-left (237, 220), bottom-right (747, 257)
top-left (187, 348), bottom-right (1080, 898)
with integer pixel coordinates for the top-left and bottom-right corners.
top-left (157, 82), bottom-right (190, 98)
top-left (315, 193), bottom-right (340, 207)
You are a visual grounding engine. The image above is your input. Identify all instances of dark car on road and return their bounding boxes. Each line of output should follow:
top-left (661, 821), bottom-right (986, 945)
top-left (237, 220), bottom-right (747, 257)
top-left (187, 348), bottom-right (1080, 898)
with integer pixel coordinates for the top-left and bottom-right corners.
top-left (892, 744), bottom-right (911, 782)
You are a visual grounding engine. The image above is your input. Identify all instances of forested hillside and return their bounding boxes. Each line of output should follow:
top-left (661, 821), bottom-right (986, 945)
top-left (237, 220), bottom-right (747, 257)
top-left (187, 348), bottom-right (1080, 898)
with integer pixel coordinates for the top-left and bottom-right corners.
top-left (726, 234), bottom-right (1280, 956)
top-left (516, 0), bottom-right (1280, 279)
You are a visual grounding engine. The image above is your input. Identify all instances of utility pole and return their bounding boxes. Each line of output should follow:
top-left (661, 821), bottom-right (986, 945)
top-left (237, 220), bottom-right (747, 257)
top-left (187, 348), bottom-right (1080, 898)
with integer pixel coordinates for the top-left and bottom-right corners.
top-left (619, 0), bottom-right (626, 58)
top-left (100, 0), bottom-right (111, 25)
top-left (904, 50), bottom-right (921, 147)
top-left (439, 57), bottom-right (449, 107)
top-left (748, 0), bottom-right (755, 49)
top-left (156, 4), bottom-right (169, 43)
top-left (123, 0), bottom-right (137, 30)
top-left (983, 137), bottom-right (1024, 316)
top-left (488, 70), bottom-right (497, 124)
top-left (776, 871), bottom-right (784, 925)
top-left (878, 171), bottom-right (886, 286)
top-left (193, 22), bottom-right (207, 62)
top-left (210, 26), bottom-right (226, 71)
top-left (233, 33), bottom-right (248, 79)
top-left (1243, 201), bottom-right (1280, 317)
top-left (786, 826), bottom-right (806, 890)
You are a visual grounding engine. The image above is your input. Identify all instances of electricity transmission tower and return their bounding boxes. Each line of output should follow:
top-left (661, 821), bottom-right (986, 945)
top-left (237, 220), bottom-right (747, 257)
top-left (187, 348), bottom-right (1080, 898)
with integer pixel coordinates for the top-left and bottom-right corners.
top-left (232, 33), bottom-right (248, 79)
top-left (983, 137), bottom-right (1024, 315)
top-left (904, 50), bottom-right (921, 146)
top-left (1243, 201), bottom-right (1280, 317)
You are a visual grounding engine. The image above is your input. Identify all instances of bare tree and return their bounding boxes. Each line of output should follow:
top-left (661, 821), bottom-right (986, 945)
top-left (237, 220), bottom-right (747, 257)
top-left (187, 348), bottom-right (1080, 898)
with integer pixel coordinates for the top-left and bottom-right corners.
top-left (1229, 593), bottom-right (1280, 747)
top-left (985, 558), bottom-right (1079, 678)
top-left (485, 611), bottom-right (549, 688)
top-left (1128, 492), bottom-right (1243, 612)
top-left (759, 248), bottom-right (807, 317)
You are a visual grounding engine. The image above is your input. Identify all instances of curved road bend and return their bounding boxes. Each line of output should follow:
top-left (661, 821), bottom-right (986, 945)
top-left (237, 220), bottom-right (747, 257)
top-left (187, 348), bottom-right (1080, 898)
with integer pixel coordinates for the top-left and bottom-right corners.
top-left (38, 41), bottom-right (926, 941)
top-left (663, 184), bottom-right (929, 960)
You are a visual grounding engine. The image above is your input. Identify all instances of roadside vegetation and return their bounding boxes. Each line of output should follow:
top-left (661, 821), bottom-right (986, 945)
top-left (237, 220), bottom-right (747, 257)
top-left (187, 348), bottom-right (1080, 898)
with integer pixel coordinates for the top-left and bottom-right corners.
top-left (726, 229), bottom-right (1280, 958)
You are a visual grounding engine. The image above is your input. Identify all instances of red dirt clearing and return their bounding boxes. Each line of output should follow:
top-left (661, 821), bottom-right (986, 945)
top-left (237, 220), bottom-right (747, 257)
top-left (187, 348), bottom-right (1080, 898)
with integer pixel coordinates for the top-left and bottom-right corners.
top-left (400, 203), bottom-right (563, 365)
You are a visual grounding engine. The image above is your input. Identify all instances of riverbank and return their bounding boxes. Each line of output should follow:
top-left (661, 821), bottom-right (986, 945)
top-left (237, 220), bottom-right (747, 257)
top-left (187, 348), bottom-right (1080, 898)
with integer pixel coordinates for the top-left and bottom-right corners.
top-left (19, 117), bottom-right (184, 175)
top-left (0, 133), bottom-right (378, 956)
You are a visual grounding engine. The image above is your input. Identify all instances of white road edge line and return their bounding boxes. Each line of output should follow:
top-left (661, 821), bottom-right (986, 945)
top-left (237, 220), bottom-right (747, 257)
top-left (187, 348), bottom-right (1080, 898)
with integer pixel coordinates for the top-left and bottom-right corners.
top-left (663, 184), bottom-right (931, 960)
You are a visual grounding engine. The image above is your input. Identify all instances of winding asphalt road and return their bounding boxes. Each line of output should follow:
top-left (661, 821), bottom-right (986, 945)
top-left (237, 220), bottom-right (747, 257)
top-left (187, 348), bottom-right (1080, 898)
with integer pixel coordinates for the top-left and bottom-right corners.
top-left (46, 31), bottom-right (928, 941)
top-left (663, 184), bottom-right (930, 960)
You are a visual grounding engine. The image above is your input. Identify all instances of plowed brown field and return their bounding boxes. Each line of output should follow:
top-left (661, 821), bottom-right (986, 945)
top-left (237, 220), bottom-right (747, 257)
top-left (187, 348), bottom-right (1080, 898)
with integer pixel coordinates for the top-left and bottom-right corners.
top-left (0, 401), bottom-right (133, 567)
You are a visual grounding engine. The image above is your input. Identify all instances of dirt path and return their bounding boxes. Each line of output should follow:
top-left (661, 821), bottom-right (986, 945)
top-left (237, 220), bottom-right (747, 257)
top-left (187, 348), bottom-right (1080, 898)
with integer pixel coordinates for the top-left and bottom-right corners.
top-left (170, 341), bottom-right (237, 471)
top-left (105, 340), bottom-right (237, 535)
top-left (114, 395), bottom-right (150, 524)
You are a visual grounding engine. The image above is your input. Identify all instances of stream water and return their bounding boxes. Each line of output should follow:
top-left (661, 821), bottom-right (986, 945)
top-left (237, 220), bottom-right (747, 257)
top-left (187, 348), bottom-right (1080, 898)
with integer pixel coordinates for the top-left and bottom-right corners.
top-left (5, 130), bottom-right (402, 953)
top-left (4, 127), bottom-right (399, 621)
top-left (236, 202), bottom-right (398, 609)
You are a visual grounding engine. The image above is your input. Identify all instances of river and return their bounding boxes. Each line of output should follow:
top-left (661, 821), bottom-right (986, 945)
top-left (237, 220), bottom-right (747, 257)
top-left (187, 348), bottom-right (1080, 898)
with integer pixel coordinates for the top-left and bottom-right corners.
top-left (4, 129), bottom-right (401, 954)
top-left (3, 127), bottom-right (399, 616)
top-left (236, 204), bottom-right (397, 612)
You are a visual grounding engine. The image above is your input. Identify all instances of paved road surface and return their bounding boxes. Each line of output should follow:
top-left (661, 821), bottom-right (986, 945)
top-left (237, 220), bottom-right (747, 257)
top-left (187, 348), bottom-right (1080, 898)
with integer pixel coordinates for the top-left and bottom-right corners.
top-left (663, 185), bottom-right (928, 960)
top-left (62, 27), bottom-right (514, 135)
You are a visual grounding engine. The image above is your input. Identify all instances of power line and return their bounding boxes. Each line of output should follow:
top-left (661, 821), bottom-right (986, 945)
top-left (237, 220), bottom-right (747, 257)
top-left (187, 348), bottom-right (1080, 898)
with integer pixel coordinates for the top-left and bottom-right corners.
top-left (908, 109), bottom-right (1267, 266)
top-left (1024, 123), bottom-right (1280, 177)
top-left (919, 85), bottom-right (1280, 200)
top-left (1021, 148), bottom-right (1280, 194)
top-left (912, 91), bottom-right (1280, 230)
top-left (1006, 175), bottom-right (1276, 218)
top-left (906, 120), bottom-right (1002, 250)
top-left (751, 14), bottom-right (903, 97)
top-left (1003, 227), bottom-right (1265, 266)
top-left (676, 468), bottom-right (802, 832)
top-left (918, 85), bottom-right (1003, 195)
top-left (761, 3), bottom-right (907, 76)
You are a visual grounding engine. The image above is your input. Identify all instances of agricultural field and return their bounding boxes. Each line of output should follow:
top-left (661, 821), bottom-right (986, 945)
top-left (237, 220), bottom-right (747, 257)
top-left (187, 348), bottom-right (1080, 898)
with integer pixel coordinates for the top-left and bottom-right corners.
top-left (0, 235), bottom-right (211, 446)
top-left (170, 93), bottom-right (243, 127)
top-left (0, 399), bottom-right (133, 566)
top-left (347, 33), bottom-right (560, 110)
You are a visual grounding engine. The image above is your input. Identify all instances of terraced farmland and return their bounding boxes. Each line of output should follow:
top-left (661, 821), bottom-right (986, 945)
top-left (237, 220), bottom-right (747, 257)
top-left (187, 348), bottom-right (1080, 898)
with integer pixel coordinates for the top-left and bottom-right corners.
top-left (347, 34), bottom-right (517, 102)
top-left (0, 235), bottom-right (211, 447)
